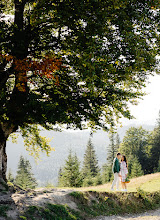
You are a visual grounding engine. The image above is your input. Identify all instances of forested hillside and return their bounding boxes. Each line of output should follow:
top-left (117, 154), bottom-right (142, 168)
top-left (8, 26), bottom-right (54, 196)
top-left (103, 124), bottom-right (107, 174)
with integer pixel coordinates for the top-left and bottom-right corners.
top-left (7, 124), bottom-right (154, 186)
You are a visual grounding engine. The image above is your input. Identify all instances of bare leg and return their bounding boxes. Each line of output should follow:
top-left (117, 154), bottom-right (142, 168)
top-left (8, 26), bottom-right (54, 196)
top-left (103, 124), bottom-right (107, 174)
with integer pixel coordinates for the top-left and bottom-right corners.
top-left (122, 182), bottom-right (125, 189)
top-left (121, 181), bottom-right (124, 189)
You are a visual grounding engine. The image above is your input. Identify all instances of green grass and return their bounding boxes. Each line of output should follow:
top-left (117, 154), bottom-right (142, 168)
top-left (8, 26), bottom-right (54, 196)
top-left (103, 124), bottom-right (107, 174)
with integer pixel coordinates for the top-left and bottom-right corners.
top-left (69, 190), bottom-right (160, 218)
top-left (0, 205), bottom-right (10, 217)
top-left (19, 173), bottom-right (160, 220)
top-left (76, 172), bottom-right (160, 193)
top-left (20, 189), bottom-right (160, 220)
top-left (20, 204), bottom-right (83, 220)
top-left (140, 176), bottom-right (160, 192)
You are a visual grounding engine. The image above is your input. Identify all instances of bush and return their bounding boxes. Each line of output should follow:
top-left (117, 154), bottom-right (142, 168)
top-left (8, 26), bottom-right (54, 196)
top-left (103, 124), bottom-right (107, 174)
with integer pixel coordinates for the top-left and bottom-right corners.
top-left (83, 177), bottom-right (94, 187)
top-left (93, 174), bottom-right (102, 186)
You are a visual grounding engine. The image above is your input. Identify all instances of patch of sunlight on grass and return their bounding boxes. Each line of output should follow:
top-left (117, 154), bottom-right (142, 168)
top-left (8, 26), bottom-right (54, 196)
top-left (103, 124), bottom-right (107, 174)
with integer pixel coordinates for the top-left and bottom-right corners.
top-left (140, 176), bottom-right (160, 192)
top-left (75, 173), bottom-right (160, 193)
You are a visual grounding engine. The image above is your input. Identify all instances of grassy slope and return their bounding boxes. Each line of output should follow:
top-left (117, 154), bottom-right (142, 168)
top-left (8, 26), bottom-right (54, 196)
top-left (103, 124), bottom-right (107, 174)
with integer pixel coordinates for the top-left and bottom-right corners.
top-left (75, 172), bottom-right (160, 193)
top-left (18, 173), bottom-right (160, 220)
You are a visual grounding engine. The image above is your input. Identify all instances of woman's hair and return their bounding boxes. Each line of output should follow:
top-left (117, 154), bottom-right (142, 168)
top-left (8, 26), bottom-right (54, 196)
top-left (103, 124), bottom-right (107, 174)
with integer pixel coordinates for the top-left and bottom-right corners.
top-left (121, 155), bottom-right (127, 167)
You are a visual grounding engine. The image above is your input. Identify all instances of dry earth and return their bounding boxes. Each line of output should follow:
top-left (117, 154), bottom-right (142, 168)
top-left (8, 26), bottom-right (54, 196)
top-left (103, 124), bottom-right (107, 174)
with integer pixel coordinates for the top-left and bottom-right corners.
top-left (0, 188), bottom-right (76, 220)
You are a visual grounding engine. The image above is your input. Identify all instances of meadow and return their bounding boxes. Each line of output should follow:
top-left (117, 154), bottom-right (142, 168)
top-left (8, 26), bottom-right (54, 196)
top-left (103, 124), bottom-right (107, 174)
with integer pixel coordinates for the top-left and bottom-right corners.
top-left (76, 172), bottom-right (160, 193)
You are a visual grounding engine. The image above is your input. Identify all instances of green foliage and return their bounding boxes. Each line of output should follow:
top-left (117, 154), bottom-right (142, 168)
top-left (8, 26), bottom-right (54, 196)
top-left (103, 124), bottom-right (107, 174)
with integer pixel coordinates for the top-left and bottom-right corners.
top-left (107, 131), bottom-right (120, 165)
top-left (102, 131), bottom-right (120, 183)
top-left (157, 158), bottom-right (160, 172)
top-left (69, 190), bottom-right (160, 218)
top-left (20, 124), bottom-right (54, 160)
top-left (148, 111), bottom-right (160, 172)
top-left (22, 204), bottom-right (81, 220)
top-left (119, 112), bottom-right (160, 175)
top-left (45, 182), bottom-right (55, 188)
top-left (0, 0), bottom-right (159, 182)
top-left (14, 156), bottom-right (38, 190)
top-left (0, 205), bottom-right (10, 217)
top-left (82, 175), bottom-right (94, 187)
top-left (93, 173), bottom-right (103, 186)
top-left (130, 157), bottom-right (144, 178)
top-left (119, 127), bottom-right (150, 173)
top-left (69, 191), bottom-right (84, 200)
top-left (7, 168), bottom-right (14, 183)
top-left (82, 138), bottom-right (99, 178)
top-left (102, 164), bottom-right (113, 184)
top-left (58, 151), bottom-right (82, 187)
top-left (127, 154), bottom-right (134, 176)
top-left (0, 0), bottom-right (159, 140)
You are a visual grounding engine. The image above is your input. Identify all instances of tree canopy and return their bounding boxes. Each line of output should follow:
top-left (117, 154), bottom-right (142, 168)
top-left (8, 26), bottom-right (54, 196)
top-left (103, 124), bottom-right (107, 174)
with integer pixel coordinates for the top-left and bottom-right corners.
top-left (0, 0), bottom-right (159, 183)
top-left (1, 0), bottom-right (159, 132)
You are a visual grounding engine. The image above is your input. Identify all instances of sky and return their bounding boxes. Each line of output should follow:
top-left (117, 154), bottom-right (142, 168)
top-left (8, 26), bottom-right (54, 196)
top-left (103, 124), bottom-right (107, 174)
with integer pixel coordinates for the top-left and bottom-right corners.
top-left (122, 73), bottom-right (160, 126)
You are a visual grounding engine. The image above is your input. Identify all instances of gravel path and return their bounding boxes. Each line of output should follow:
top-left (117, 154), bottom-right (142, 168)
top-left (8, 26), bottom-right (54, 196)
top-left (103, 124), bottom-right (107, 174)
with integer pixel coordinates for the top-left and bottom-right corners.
top-left (92, 209), bottom-right (160, 220)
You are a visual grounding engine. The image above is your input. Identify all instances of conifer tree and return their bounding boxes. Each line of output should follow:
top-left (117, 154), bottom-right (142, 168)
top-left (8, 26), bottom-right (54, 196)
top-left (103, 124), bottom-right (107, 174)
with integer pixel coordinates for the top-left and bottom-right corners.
top-left (15, 156), bottom-right (37, 189)
top-left (59, 151), bottom-right (82, 187)
top-left (130, 157), bottom-right (144, 178)
top-left (7, 168), bottom-right (14, 183)
top-left (82, 138), bottom-right (99, 178)
top-left (102, 131), bottom-right (120, 183)
top-left (157, 158), bottom-right (160, 172)
top-left (58, 167), bottom-right (63, 186)
top-left (127, 154), bottom-right (134, 176)
top-left (107, 131), bottom-right (120, 165)
top-left (115, 133), bottom-right (121, 151)
top-left (149, 111), bottom-right (160, 172)
top-left (102, 164), bottom-right (113, 183)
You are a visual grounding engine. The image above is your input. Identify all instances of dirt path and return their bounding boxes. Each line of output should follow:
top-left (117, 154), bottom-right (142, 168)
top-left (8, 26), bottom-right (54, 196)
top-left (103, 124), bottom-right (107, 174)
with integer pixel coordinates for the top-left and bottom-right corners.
top-left (92, 209), bottom-right (160, 220)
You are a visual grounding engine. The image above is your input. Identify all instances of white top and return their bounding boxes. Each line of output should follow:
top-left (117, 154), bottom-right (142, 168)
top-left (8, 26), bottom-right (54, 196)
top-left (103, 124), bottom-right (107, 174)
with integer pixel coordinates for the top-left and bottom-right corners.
top-left (120, 161), bottom-right (128, 177)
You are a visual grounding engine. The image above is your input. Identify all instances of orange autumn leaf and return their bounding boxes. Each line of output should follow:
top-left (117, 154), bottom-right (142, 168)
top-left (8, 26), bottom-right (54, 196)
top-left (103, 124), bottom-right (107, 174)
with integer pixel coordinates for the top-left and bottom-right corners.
top-left (0, 54), bottom-right (62, 92)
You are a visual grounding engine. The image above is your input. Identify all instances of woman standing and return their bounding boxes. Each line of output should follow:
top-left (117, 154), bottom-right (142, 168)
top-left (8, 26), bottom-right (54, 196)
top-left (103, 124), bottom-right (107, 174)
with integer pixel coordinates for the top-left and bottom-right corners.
top-left (120, 155), bottom-right (128, 192)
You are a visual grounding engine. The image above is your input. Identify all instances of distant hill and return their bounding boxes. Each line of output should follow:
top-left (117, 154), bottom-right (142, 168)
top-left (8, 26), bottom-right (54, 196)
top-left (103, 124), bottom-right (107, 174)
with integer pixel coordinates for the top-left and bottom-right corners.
top-left (6, 124), bottom-right (154, 186)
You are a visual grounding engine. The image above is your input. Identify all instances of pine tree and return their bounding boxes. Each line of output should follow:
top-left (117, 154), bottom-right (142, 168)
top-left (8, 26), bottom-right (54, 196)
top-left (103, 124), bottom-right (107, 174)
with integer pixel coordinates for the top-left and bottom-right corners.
top-left (107, 132), bottom-right (119, 165)
top-left (115, 133), bottom-right (121, 151)
top-left (130, 157), bottom-right (144, 178)
top-left (58, 167), bottom-right (63, 186)
top-left (15, 156), bottom-right (37, 190)
top-left (149, 111), bottom-right (160, 172)
top-left (82, 138), bottom-right (99, 178)
top-left (127, 154), bottom-right (134, 177)
top-left (157, 158), bottom-right (160, 172)
top-left (7, 168), bottom-right (14, 183)
top-left (58, 151), bottom-right (82, 187)
top-left (102, 164), bottom-right (113, 183)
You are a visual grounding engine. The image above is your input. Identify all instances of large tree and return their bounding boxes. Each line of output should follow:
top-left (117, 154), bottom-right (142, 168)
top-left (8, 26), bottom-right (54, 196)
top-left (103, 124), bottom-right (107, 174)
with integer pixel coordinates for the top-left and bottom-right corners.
top-left (0, 0), bottom-right (159, 186)
top-left (119, 126), bottom-right (150, 173)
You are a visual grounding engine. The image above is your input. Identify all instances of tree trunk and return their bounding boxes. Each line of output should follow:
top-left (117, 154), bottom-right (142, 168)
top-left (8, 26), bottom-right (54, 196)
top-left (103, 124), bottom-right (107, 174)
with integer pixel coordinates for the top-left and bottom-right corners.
top-left (0, 131), bottom-right (8, 190)
top-left (0, 140), bottom-right (7, 181)
top-left (0, 124), bottom-right (15, 190)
